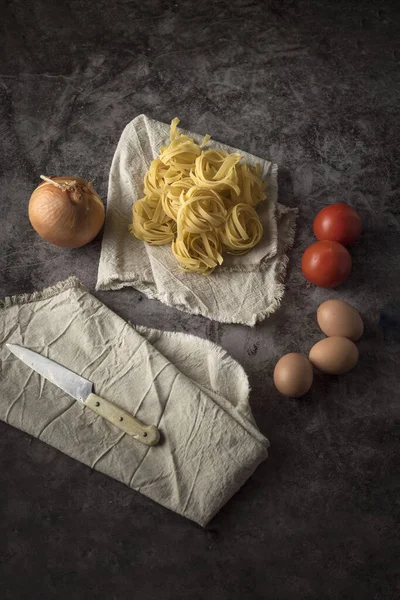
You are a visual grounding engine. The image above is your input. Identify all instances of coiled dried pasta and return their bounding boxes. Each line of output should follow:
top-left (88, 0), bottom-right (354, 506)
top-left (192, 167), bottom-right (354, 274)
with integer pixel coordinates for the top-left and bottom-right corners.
top-left (177, 187), bottom-right (227, 234)
top-left (132, 197), bottom-right (176, 245)
top-left (220, 203), bottom-right (263, 254)
top-left (172, 230), bottom-right (223, 275)
top-left (129, 118), bottom-right (267, 274)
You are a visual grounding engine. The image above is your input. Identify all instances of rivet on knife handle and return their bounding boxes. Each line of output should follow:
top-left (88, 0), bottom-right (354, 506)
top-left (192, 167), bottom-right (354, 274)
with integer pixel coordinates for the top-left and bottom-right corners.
top-left (86, 394), bottom-right (160, 446)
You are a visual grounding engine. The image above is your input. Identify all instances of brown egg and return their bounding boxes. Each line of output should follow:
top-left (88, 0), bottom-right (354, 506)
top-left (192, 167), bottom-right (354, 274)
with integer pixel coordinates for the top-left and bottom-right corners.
top-left (309, 337), bottom-right (359, 374)
top-left (273, 353), bottom-right (313, 398)
top-left (317, 299), bottom-right (363, 341)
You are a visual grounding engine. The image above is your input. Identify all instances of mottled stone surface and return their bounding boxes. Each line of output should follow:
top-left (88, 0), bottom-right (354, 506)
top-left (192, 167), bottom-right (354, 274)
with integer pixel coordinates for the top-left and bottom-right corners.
top-left (1, 1), bottom-right (399, 598)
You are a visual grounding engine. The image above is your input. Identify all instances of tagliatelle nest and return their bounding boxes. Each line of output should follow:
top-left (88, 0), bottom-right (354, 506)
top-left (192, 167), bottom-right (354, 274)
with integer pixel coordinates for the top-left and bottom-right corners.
top-left (129, 118), bottom-right (267, 274)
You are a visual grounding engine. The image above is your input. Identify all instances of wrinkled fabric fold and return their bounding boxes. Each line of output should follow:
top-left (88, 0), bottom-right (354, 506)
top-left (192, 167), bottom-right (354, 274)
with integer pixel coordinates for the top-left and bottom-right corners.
top-left (0, 277), bottom-right (269, 526)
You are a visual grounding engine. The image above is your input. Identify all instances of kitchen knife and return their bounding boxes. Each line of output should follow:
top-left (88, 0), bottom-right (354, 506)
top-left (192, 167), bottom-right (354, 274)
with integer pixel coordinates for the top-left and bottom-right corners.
top-left (6, 343), bottom-right (160, 446)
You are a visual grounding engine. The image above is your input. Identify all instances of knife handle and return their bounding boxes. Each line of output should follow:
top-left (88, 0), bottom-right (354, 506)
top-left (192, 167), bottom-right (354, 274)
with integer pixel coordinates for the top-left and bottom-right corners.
top-left (85, 393), bottom-right (160, 446)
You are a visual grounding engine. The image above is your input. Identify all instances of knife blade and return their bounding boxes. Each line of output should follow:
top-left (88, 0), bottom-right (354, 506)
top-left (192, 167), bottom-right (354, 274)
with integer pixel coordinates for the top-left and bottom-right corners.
top-left (6, 343), bottom-right (160, 446)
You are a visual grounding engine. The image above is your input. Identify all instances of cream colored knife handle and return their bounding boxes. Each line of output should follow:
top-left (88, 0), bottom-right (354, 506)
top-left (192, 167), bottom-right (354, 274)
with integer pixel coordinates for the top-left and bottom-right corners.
top-left (85, 393), bottom-right (160, 446)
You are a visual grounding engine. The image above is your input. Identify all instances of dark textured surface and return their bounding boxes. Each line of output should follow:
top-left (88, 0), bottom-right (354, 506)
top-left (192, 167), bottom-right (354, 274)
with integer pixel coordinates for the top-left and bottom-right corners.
top-left (1, 1), bottom-right (400, 598)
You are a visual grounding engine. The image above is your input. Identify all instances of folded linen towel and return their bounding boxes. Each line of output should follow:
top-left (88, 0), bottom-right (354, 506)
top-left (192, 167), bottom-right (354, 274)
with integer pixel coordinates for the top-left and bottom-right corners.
top-left (0, 277), bottom-right (269, 526)
top-left (96, 114), bottom-right (297, 325)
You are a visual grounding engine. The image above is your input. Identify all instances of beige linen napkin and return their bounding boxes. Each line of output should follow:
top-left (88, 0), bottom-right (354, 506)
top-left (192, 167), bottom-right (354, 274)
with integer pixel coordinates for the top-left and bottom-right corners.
top-left (0, 277), bottom-right (269, 526)
top-left (96, 114), bottom-right (297, 325)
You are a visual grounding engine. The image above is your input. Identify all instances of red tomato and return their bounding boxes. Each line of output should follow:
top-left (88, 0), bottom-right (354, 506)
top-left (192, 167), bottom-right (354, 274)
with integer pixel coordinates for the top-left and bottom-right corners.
top-left (301, 241), bottom-right (352, 288)
top-left (313, 203), bottom-right (362, 246)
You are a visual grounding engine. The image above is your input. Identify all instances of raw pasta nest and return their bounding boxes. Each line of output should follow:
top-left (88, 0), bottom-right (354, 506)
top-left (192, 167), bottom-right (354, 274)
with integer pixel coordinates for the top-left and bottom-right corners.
top-left (130, 118), bottom-right (267, 274)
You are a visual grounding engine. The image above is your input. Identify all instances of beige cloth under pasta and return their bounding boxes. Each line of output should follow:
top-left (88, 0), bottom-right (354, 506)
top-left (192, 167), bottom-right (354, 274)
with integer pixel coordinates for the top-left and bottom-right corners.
top-left (0, 277), bottom-right (269, 526)
top-left (96, 114), bottom-right (297, 325)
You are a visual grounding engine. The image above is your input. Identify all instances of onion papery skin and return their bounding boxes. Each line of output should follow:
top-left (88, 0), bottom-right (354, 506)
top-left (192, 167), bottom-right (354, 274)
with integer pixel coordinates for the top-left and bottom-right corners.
top-left (28, 176), bottom-right (105, 248)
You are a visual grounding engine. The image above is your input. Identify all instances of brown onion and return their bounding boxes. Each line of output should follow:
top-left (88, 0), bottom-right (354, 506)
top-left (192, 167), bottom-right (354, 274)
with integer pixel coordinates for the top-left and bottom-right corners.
top-left (28, 175), bottom-right (105, 248)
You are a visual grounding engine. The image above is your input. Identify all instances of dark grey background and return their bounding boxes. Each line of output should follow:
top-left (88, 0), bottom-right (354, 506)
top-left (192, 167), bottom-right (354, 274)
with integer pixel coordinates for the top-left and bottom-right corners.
top-left (1, 1), bottom-right (399, 598)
